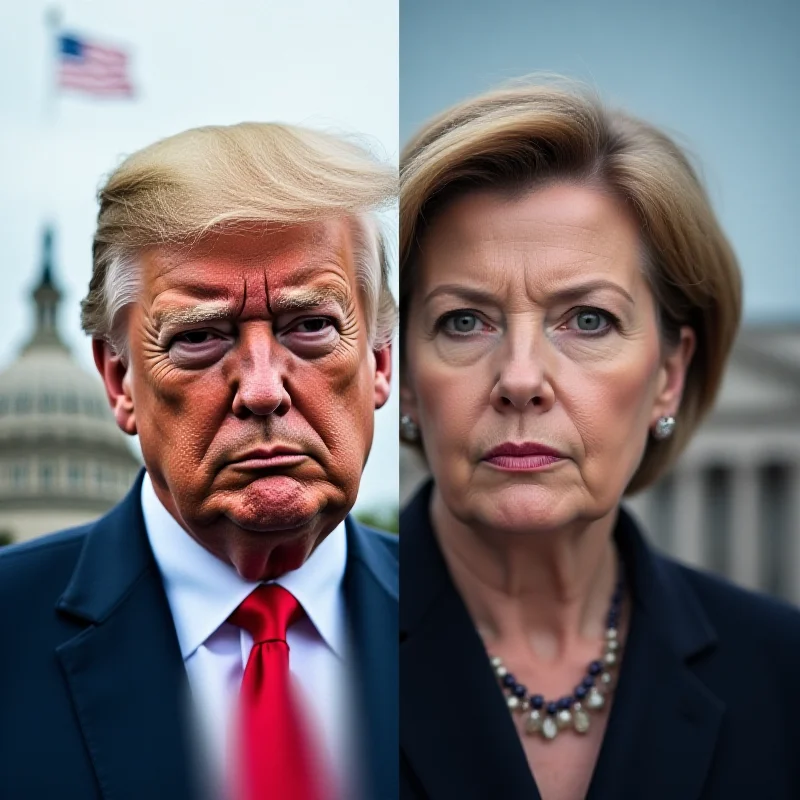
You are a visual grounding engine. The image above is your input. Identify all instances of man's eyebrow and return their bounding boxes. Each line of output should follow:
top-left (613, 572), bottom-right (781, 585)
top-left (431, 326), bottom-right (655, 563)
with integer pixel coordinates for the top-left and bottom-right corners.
top-left (270, 286), bottom-right (351, 312)
top-left (152, 287), bottom-right (351, 329)
top-left (424, 279), bottom-right (635, 307)
top-left (153, 301), bottom-right (237, 329)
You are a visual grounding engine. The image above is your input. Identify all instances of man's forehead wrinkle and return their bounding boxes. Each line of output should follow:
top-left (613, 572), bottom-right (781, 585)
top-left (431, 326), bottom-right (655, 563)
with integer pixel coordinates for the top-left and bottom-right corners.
top-left (273, 244), bottom-right (349, 276)
top-left (148, 279), bottom-right (239, 320)
top-left (146, 222), bottom-right (354, 319)
top-left (151, 239), bottom-right (345, 283)
top-left (151, 269), bottom-right (353, 326)
top-left (147, 261), bottom-right (242, 303)
top-left (241, 222), bottom-right (344, 267)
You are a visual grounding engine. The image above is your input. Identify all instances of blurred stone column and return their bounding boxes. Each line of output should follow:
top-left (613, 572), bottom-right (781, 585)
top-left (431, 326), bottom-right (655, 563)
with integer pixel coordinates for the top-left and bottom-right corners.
top-left (673, 466), bottom-right (704, 567)
top-left (730, 462), bottom-right (761, 591)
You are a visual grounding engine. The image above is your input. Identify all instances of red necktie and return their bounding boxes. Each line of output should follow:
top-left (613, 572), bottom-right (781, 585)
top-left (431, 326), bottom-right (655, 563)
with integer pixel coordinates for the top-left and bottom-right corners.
top-left (229, 585), bottom-right (325, 800)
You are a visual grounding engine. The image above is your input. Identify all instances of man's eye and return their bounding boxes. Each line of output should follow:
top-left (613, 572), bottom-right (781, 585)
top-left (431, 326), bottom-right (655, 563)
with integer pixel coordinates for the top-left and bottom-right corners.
top-left (176, 331), bottom-right (216, 344)
top-left (166, 329), bottom-right (232, 369)
top-left (293, 318), bottom-right (335, 334)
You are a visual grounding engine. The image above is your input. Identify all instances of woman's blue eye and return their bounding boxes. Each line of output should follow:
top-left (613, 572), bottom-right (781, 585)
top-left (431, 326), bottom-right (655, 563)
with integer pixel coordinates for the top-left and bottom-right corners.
top-left (577, 310), bottom-right (603, 330)
top-left (444, 313), bottom-right (480, 333)
top-left (571, 308), bottom-right (613, 333)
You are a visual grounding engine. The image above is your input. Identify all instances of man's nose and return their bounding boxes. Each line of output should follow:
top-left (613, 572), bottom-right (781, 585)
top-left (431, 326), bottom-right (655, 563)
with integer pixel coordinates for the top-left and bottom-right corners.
top-left (230, 327), bottom-right (291, 418)
top-left (489, 329), bottom-right (556, 413)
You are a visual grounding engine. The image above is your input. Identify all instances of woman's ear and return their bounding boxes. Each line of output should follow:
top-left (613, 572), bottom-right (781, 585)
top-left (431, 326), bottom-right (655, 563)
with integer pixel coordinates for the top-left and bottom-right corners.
top-left (651, 326), bottom-right (696, 425)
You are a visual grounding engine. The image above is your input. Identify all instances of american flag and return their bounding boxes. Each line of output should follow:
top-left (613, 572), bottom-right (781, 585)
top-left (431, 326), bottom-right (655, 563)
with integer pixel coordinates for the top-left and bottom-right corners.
top-left (57, 33), bottom-right (134, 97)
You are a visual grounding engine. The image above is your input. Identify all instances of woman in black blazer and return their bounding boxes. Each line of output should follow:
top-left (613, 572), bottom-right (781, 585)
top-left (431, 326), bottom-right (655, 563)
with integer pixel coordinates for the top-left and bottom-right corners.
top-left (398, 82), bottom-right (800, 800)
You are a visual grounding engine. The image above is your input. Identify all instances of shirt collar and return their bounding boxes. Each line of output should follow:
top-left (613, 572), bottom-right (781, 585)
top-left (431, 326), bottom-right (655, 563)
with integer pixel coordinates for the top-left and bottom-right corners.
top-left (141, 472), bottom-right (348, 661)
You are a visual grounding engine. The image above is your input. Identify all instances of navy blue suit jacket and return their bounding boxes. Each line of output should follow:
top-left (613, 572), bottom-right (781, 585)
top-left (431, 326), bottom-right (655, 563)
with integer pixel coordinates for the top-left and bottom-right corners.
top-left (0, 472), bottom-right (398, 800)
top-left (400, 481), bottom-right (800, 800)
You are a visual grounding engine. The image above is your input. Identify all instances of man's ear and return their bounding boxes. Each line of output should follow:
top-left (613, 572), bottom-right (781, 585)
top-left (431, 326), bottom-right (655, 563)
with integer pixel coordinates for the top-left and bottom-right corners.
top-left (92, 339), bottom-right (137, 435)
top-left (373, 343), bottom-right (392, 410)
top-left (651, 326), bottom-right (696, 425)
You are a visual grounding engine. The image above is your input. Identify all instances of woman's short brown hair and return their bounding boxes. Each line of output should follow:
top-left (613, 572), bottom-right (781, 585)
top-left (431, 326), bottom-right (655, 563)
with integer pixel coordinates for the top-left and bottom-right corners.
top-left (400, 82), bottom-right (742, 493)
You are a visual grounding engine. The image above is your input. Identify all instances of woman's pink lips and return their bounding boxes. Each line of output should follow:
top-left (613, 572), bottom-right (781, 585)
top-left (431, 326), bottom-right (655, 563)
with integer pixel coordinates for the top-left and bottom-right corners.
top-left (481, 442), bottom-right (566, 471)
top-left (483, 454), bottom-right (563, 471)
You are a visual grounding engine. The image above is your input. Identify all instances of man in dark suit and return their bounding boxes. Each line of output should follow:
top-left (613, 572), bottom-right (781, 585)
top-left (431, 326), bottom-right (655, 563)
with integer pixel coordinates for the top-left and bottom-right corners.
top-left (0, 123), bottom-right (398, 800)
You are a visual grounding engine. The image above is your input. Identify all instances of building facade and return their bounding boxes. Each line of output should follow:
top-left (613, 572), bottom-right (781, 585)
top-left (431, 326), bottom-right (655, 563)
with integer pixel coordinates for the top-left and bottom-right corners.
top-left (0, 230), bottom-right (141, 544)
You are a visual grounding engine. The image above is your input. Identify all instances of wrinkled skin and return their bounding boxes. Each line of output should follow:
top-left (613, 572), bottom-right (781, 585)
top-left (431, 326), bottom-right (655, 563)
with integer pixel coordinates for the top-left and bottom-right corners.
top-left (95, 220), bottom-right (391, 581)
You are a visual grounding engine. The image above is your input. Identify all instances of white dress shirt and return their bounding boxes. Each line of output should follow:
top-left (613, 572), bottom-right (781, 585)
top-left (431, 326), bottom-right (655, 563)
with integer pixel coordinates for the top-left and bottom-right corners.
top-left (141, 473), bottom-right (352, 799)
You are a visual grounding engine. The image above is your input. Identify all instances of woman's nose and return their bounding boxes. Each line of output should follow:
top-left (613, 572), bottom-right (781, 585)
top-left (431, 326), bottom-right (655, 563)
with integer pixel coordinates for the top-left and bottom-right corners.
top-left (489, 336), bottom-right (555, 413)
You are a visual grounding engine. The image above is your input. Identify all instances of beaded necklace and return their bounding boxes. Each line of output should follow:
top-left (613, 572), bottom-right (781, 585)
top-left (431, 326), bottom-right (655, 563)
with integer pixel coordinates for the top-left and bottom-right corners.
top-left (489, 570), bottom-right (624, 741)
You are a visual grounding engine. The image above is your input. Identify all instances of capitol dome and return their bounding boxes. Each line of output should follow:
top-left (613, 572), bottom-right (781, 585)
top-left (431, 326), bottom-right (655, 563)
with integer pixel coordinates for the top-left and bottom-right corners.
top-left (0, 228), bottom-right (141, 544)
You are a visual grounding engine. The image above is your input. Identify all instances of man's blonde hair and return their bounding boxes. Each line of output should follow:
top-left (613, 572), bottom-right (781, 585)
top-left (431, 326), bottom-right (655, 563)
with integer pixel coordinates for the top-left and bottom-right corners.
top-left (401, 82), bottom-right (742, 494)
top-left (82, 122), bottom-right (398, 356)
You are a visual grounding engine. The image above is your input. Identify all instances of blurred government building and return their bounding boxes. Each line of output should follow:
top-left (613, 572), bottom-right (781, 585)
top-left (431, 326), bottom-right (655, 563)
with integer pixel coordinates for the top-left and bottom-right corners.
top-left (0, 229), bottom-right (141, 545)
top-left (401, 325), bottom-right (800, 605)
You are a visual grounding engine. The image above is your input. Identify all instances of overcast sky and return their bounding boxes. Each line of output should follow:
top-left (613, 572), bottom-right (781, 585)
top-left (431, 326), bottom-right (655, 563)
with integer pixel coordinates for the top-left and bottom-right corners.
top-left (401, 0), bottom-right (799, 322)
top-left (0, 0), bottom-right (399, 511)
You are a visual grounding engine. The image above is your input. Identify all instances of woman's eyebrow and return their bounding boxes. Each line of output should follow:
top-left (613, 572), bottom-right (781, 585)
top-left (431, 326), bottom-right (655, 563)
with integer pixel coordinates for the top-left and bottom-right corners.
top-left (545, 280), bottom-right (635, 305)
top-left (423, 284), bottom-right (499, 307)
top-left (423, 279), bottom-right (634, 307)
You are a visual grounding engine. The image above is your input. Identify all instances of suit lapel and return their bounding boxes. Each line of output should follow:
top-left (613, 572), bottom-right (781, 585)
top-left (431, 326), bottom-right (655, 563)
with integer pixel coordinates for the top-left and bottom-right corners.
top-left (400, 485), bottom-right (539, 800)
top-left (345, 518), bottom-right (399, 800)
top-left (588, 509), bottom-right (725, 800)
top-left (56, 473), bottom-right (198, 800)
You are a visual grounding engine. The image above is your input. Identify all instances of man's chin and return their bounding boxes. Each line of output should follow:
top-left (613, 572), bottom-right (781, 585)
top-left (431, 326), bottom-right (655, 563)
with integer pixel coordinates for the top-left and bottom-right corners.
top-left (186, 476), bottom-right (349, 579)
top-left (219, 476), bottom-right (327, 533)
top-left (224, 504), bottom-right (323, 536)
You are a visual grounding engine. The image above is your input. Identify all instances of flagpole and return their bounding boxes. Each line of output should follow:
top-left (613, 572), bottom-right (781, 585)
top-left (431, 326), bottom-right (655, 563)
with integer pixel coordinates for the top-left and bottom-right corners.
top-left (44, 6), bottom-right (62, 125)
top-left (43, 6), bottom-right (62, 258)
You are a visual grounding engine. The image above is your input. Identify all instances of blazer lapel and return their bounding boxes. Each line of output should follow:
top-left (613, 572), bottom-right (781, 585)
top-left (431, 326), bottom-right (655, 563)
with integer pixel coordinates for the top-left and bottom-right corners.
top-left (55, 474), bottom-right (199, 800)
top-left (587, 508), bottom-right (725, 800)
top-left (400, 485), bottom-right (540, 800)
top-left (345, 517), bottom-right (399, 800)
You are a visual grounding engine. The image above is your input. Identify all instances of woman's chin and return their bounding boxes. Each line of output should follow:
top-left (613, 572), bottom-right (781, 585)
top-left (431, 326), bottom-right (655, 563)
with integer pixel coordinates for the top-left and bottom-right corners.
top-left (469, 483), bottom-right (583, 534)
